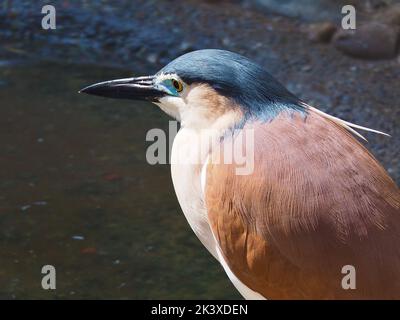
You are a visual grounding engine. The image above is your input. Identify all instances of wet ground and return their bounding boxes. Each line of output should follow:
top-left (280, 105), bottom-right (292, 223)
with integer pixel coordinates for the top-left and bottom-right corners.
top-left (0, 0), bottom-right (399, 299)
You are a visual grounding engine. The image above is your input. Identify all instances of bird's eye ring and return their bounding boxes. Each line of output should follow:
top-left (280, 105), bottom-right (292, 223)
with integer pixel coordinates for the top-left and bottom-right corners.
top-left (172, 79), bottom-right (183, 92)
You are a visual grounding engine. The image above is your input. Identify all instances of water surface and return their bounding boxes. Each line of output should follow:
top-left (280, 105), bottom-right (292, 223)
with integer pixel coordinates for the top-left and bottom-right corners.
top-left (0, 61), bottom-right (239, 299)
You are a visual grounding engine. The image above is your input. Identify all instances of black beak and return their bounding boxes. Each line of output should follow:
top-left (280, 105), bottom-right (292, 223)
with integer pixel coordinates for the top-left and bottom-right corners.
top-left (79, 76), bottom-right (165, 102)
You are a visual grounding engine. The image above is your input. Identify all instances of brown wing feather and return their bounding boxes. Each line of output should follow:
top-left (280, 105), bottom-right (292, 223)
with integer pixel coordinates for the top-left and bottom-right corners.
top-left (205, 110), bottom-right (400, 299)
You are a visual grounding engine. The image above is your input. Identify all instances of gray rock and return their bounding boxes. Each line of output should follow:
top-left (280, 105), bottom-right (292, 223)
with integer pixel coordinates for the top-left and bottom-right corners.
top-left (146, 53), bottom-right (158, 64)
top-left (374, 3), bottom-right (400, 26)
top-left (333, 22), bottom-right (399, 60)
top-left (254, 0), bottom-right (353, 21)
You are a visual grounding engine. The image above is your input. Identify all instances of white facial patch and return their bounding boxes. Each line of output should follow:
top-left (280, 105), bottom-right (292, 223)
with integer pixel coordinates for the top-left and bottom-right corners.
top-left (154, 96), bottom-right (184, 121)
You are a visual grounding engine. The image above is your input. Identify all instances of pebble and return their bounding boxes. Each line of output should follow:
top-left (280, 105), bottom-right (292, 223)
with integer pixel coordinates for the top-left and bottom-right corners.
top-left (374, 3), bottom-right (400, 26)
top-left (72, 235), bottom-right (85, 240)
top-left (20, 205), bottom-right (31, 211)
top-left (146, 53), bottom-right (158, 64)
top-left (222, 37), bottom-right (231, 46)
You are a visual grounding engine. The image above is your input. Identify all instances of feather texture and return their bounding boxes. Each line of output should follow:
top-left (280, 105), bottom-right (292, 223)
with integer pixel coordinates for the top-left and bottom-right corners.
top-left (205, 109), bottom-right (400, 299)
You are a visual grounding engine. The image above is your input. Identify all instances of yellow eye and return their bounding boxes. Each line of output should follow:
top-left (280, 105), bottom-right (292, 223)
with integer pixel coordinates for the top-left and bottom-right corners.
top-left (172, 79), bottom-right (183, 92)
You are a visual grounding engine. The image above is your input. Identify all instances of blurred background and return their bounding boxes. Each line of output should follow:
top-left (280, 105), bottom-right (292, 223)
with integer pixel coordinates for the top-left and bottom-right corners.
top-left (0, 0), bottom-right (399, 299)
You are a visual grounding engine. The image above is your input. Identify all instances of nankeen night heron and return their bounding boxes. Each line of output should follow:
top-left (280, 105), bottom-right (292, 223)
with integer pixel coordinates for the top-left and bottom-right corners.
top-left (80, 49), bottom-right (400, 299)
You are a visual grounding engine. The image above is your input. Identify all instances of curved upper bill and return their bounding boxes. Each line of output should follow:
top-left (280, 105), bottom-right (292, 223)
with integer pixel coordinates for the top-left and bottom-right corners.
top-left (79, 76), bottom-right (164, 101)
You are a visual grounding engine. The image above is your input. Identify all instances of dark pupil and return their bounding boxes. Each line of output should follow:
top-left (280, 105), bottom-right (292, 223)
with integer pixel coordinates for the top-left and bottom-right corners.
top-left (173, 80), bottom-right (179, 89)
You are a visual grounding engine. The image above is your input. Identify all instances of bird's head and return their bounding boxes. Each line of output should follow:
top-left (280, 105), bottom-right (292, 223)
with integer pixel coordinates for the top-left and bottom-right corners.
top-left (80, 49), bottom-right (302, 129)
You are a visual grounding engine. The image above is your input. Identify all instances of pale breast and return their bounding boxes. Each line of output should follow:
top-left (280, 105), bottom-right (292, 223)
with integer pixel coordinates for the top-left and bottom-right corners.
top-left (170, 127), bottom-right (218, 259)
top-left (170, 127), bottom-right (266, 299)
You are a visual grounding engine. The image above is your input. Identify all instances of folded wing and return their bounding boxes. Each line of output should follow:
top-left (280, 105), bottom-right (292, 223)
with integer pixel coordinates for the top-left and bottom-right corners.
top-left (205, 109), bottom-right (400, 299)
